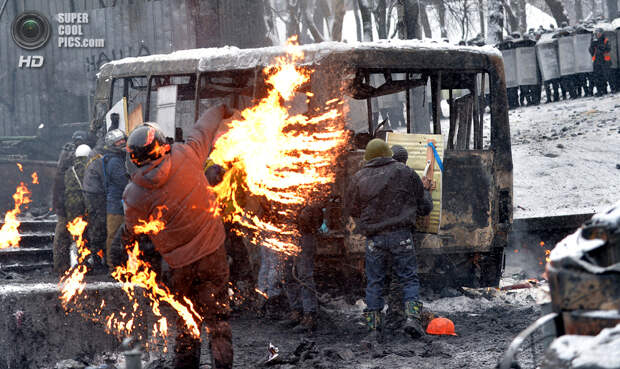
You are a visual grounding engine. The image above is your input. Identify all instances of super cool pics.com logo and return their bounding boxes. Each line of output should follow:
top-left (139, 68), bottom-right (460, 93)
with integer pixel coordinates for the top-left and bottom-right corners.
top-left (12, 11), bottom-right (105, 68)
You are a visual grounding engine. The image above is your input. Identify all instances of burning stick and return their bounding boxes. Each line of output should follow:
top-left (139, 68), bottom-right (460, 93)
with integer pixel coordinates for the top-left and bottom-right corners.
top-left (59, 216), bottom-right (90, 304)
top-left (0, 182), bottom-right (32, 249)
top-left (500, 279), bottom-right (539, 291)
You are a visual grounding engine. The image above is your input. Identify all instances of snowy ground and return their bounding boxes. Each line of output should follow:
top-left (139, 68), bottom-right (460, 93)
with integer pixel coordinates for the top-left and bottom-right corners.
top-left (508, 92), bottom-right (620, 218)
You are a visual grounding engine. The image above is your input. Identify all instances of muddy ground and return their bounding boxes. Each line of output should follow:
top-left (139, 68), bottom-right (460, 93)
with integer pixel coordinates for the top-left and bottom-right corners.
top-left (224, 288), bottom-right (546, 369)
top-left (37, 261), bottom-right (550, 369)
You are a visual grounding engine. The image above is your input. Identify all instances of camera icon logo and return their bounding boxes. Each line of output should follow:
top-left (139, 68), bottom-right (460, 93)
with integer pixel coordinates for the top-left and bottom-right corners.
top-left (11, 11), bottom-right (52, 50)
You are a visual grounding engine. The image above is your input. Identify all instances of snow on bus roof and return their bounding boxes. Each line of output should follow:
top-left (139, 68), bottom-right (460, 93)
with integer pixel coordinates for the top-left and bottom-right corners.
top-left (100, 39), bottom-right (501, 76)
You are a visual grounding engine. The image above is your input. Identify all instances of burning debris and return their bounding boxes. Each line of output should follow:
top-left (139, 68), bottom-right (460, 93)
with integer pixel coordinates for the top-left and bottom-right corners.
top-left (0, 182), bottom-right (32, 249)
top-left (59, 216), bottom-right (90, 304)
top-left (209, 37), bottom-right (347, 255)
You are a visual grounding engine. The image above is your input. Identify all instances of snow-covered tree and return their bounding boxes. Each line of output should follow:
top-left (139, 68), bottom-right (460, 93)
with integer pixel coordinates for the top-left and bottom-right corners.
top-left (487, 0), bottom-right (504, 44)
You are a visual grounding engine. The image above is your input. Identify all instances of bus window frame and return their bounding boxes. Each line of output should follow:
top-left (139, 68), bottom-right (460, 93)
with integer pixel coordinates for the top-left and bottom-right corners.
top-left (144, 73), bottom-right (198, 122)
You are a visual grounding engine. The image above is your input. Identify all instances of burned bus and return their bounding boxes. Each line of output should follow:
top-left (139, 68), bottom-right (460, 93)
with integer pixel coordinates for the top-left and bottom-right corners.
top-left (94, 40), bottom-right (512, 288)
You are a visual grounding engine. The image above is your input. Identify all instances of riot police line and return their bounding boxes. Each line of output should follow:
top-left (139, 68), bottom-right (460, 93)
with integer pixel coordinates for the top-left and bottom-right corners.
top-left (494, 18), bottom-right (620, 109)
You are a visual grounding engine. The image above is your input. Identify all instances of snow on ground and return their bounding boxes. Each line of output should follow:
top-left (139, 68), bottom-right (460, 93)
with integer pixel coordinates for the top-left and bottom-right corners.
top-left (507, 92), bottom-right (620, 218)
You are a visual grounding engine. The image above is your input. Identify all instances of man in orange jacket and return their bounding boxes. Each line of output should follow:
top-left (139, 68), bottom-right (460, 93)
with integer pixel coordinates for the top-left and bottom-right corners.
top-left (122, 105), bottom-right (232, 369)
top-left (589, 28), bottom-right (612, 96)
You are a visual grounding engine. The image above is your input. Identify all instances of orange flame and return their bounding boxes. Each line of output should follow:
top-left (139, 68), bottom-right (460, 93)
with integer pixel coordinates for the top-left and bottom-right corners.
top-left (148, 140), bottom-right (170, 159)
top-left (0, 182), bottom-right (32, 249)
top-left (59, 212), bottom-right (201, 342)
top-left (59, 216), bottom-right (90, 305)
top-left (112, 209), bottom-right (202, 338)
top-left (31, 172), bottom-right (39, 184)
top-left (16, 163), bottom-right (23, 172)
top-left (133, 205), bottom-right (167, 234)
top-left (112, 241), bottom-right (201, 338)
top-left (255, 288), bottom-right (269, 299)
top-left (209, 37), bottom-right (347, 255)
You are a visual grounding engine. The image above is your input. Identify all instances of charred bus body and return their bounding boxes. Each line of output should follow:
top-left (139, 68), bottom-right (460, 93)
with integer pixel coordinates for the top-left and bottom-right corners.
top-left (94, 41), bottom-right (512, 289)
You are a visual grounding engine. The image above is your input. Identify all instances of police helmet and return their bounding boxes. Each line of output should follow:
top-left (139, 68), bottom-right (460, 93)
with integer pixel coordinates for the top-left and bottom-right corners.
top-left (104, 129), bottom-right (127, 153)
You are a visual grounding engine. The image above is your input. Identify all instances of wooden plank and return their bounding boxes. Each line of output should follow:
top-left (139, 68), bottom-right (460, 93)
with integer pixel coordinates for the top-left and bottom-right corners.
top-left (405, 80), bottom-right (411, 133)
top-left (472, 81), bottom-right (481, 150)
top-left (431, 72), bottom-right (441, 134)
top-left (447, 89), bottom-right (455, 150)
top-left (455, 95), bottom-right (475, 150)
top-left (386, 132), bottom-right (444, 234)
top-left (479, 73), bottom-right (486, 149)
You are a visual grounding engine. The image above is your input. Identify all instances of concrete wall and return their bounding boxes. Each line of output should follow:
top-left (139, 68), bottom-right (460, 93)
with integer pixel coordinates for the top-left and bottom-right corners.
top-left (0, 160), bottom-right (56, 213)
top-left (0, 0), bottom-right (196, 140)
top-left (0, 282), bottom-right (159, 369)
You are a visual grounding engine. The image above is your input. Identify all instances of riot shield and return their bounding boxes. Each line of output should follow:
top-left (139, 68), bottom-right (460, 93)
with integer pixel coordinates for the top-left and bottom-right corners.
top-left (536, 41), bottom-right (560, 81)
top-left (558, 36), bottom-right (576, 76)
top-left (502, 49), bottom-right (518, 88)
top-left (516, 47), bottom-right (539, 85)
top-left (574, 33), bottom-right (594, 73)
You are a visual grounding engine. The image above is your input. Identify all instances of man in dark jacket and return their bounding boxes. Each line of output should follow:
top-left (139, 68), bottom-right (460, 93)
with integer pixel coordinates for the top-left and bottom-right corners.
top-left (346, 139), bottom-right (433, 340)
top-left (52, 130), bottom-right (87, 274)
top-left (83, 148), bottom-right (107, 268)
top-left (589, 28), bottom-right (612, 96)
top-left (384, 145), bottom-right (433, 332)
top-left (122, 105), bottom-right (232, 369)
top-left (103, 129), bottom-right (128, 270)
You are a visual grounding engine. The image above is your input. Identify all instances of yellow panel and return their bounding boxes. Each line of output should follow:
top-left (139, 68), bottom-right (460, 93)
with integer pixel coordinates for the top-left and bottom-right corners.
top-left (386, 132), bottom-right (444, 234)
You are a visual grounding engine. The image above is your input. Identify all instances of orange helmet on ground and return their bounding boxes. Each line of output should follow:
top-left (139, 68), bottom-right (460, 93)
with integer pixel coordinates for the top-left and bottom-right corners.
top-left (426, 317), bottom-right (457, 336)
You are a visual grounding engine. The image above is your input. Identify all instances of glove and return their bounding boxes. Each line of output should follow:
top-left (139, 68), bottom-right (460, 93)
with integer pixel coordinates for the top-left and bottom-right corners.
top-left (205, 164), bottom-right (225, 186)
